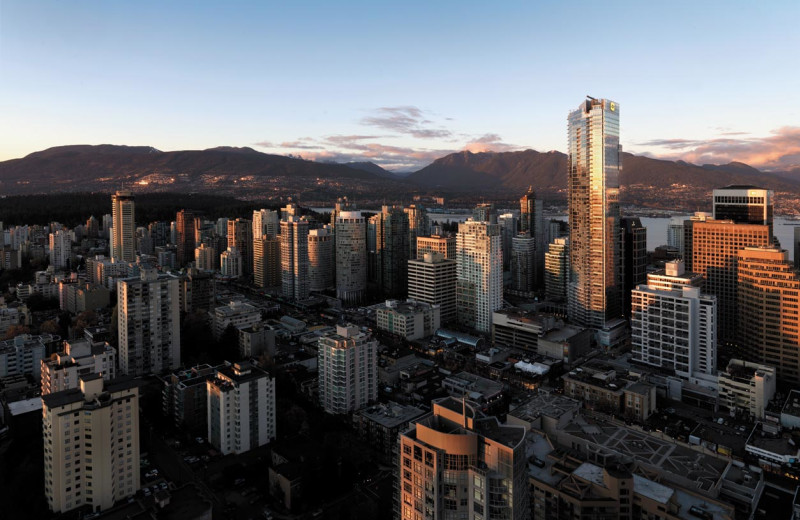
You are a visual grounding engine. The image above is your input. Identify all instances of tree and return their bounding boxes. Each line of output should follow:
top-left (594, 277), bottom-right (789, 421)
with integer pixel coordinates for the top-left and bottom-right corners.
top-left (4, 324), bottom-right (31, 340)
top-left (40, 319), bottom-right (61, 335)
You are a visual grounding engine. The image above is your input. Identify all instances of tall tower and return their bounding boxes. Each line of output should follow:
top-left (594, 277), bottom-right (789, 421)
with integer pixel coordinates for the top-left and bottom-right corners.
top-left (280, 217), bottom-right (310, 300)
top-left (404, 204), bottom-right (429, 259)
top-left (317, 324), bottom-right (378, 414)
top-left (456, 219), bottom-right (503, 333)
top-left (520, 186), bottom-right (545, 284)
top-left (567, 97), bottom-right (622, 328)
top-left (227, 218), bottom-right (253, 276)
top-left (111, 191), bottom-right (136, 262)
top-left (545, 237), bottom-right (569, 302)
top-left (253, 235), bottom-right (281, 288)
top-left (620, 216), bottom-right (647, 318)
top-left (252, 209), bottom-right (279, 240)
top-left (308, 227), bottom-right (334, 291)
top-left (371, 205), bottom-right (410, 297)
top-left (176, 209), bottom-right (198, 267)
top-left (335, 211), bottom-right (367, 305)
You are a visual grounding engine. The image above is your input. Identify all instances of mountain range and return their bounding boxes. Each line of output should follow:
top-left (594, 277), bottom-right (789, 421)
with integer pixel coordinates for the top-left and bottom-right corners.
top-left (1, 144), bottom-right (799, 212)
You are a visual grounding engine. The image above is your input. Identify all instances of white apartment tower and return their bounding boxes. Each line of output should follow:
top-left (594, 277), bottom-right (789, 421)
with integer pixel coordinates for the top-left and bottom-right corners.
top-left (280, 216), bottom-right (310, 300)
top-left (456, 219), bottom-right (503, 333)
top-left (220, 246), bottom-right (243, 279)
top-left (318, 324), bottom-right (377, 414)
top-left (335, 211), bottom-right (367, 304)
top-left (111, 191), bottom-right (136, 263)
top-left (252, 209), bottom-right (280, 240)
top-left (42, 376), bottom-right (140, 514)
top-left (631, 260), bottom-right (717, 378)
top-left (49, 229), bottom-right (72, 269)
top-left (41, 338), bottom-right (117, 395)
top-left (117, 268), bottom-right (180, 376)
top-left (207, 362), bottom-right (276, 455)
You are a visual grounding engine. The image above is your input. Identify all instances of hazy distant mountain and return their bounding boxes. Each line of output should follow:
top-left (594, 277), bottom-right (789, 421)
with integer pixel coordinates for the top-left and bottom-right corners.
top-left (0, 145), bottom-right (394, 195)
top-left (406, 149), bottom-right (800, 195)
top-left (339, 161), bottom-right (396, 178)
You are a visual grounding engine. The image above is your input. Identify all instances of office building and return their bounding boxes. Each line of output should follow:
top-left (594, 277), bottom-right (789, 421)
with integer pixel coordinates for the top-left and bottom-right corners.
top-left (620, 216), bottom-right (647, 318)
top-left (737, 247), bottom-right (800, 384)
top-left (511, 233), bottom-right (536, 293)
top-left (631, 261), bottom-right (717, 378)
top-left (280, 217), bottom-right (310, 300)
top-left (41, 338), bottom-right (116, 395)
top-left (713, 185), bottom-right (773, 232)
top-left (520, 186), bottom-right (546, 285)
top-left (668, 217), bottom-right (685, 257)
top-left (498, 212), bottom-right (518, 270)
top-left (111, 191), bottom-right (136, 263)
top-left (567, 97), bottom-right (622, 328)
top-left (253, 235), bottom-right (281, 288)
top-left (220, 246), bottom-right (243, 279)
top-left (417, 234), bottom-right (456, 260)
top-left (194, 243), bottom-right (217, 271)
top-left (399, 397), bottom-right (529, 520)
top-left (42, 376), bottom-right (140, 513)
top-left (376, 300), bottom-right (440, 340)
top-left (176, 209), bottom-right (198, 267)
top-left (308, 227), bottom-right (334, 291)
top-left (404, 204), bottom-right (429, 259)
top-left (335, 211), bottom-right (367, 304)
top-left (207, 362), bottom-right (276, 455)
top-left (545, 237), bottom-right (569, 302)
top-left (318, 324), bottom-right (377, 414)
top-left (212, 300), bottom-right (262, 339)
top-left (49, 229), bottom-right (72, 269)
top-left (227, 218), bottom-right (253, 275)
top-left (456, 219), bottom-right (502, 333)
top-left (252, 209), bottom-right (279, 240)
top-left (690, 220), bottom-right (770, 346)
top-left (117, 268), bottom-right (180, 376)
top-left (371, 205), bottom-right (409, 298)
top-left (407, 252), bottom-right (457, 324)
top-left (718, 359), bottom-right (776, 420)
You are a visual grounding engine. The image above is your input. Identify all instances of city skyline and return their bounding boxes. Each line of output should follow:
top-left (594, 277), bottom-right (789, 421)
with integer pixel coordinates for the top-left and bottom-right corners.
top-left (2, 2), bottom-right (799, 171)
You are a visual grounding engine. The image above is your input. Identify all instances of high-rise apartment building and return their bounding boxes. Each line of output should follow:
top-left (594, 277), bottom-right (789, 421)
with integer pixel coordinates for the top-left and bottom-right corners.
top-left (511, 233), bottom-right (535, 293)
top-left (41, 338), bottom-right (116, 395)
top-left (117, 268), bottom-right (180, 376)
top-left (49, 229), bottom-right (72, 269)
top-left (111, 191), bottom-right (136, 263)
top-left (220, 246), bottom-right (243, 279)
top-left (280, 216), bottom-right (310, 300)
top-left (253, 235), bottom-right (281, 288)
top-left (620, 216), bottom-right (647, 318)
top-left (408, 252), bottom-right (457, 324)
top-left (227, 218), bottom-right (253, 276)
top-left (667, 218), bottom-right (685, 256)
top-left (398, 398), bottom-right (529, 520)
top-left (456, 219), bottom-right (502, 333)
top-left (371, 205), bottom-right (410, 298)
top-left (545, 237), bottom-right (569, 302)
top-left (713, 185), bottom-right (773, 233)
top-left (737, 247), bottom-right (800, 384)
top-left (318, 324), bottom-right (377, 414)
top-left (567, 97), bottom-right (621, 328)
top-left (690, 220), bottom-right (770, 346)
top-left (42, 376), bottom-right (140, 514)
top-left (207, 362), bottom-right (276, 455)
top-left (252, 209), bottom-right (279, 240)
top-left (472, 202), bottom-right (495, 222)
top-left (308, 227), bottom-right (334, 291)
top-left (631, 261), bottom-right (717, 378)
top-left (176, 209), bottom-right (198, 267)
top-left (335, 211), bottom-right (367, 304)
top-left (417, 235), bottom-right (456, 260)
top-left (195, 243), bottom-right (217, 271)
top-left (404, 204), bottom-right (429, 259)
top-left (520, 186), bottom-right (546, 285)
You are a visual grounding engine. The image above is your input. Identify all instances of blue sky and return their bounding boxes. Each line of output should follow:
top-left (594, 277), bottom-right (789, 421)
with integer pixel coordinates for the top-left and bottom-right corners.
top-left (1, 1), bottom-right (799, 171)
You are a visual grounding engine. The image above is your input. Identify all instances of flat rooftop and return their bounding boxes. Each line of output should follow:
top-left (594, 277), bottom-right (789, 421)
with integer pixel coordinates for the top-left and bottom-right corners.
top-left (782, 389), bottom-right (800, 417)
top-left (509, 390), bottom-right (581, 423)
top-left (358, 402), bottom-right (426, 429)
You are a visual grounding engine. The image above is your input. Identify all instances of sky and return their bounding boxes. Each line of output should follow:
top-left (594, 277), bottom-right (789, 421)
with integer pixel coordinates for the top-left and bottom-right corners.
top-left (1, 1), bottom-right (799, 172)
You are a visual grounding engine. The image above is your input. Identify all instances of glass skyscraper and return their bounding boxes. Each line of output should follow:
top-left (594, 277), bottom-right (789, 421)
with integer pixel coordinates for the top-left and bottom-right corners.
top-left (567, 97), bottom-right (622, 328)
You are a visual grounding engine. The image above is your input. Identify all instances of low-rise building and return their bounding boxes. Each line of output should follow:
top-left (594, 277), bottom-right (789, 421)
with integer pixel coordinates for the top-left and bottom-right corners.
top-left (376, 299), bottom-right (440, 340)
top-left (160, 363), bottom-right (223, 434)
top-left (441, 371), bottom-right (505, 413)
top-left (537, 325), bottom-right (593, 364)
top-left (506, 389), bottom-right (581, 437)
top-left (718, 359), bottom-right (776, 420)
top-left (41, 338), bottom-right (116, 395)
top-left (562, 363), bottom-right (656, 422)
top-left (207, 362), bottom-right (276, 455)
top-left (781, 389), bottom-right (800, 429)
top-left (352, 401), bottom-right (426, 462)
top-left (491, 308), bottom-right (562, 353)
top-left (212, 300), bottom-right (262, 339)
top-left (239, 323), bottom-right (276, 358)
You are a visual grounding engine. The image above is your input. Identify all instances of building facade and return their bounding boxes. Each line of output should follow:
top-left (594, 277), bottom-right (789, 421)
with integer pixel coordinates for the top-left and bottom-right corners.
top-left (718, 359), bottom-right (776, 419)
top-left (308, 227), bottom-right (334, 292)
top-left (407, 252), bottom-right (457, 325)
top-left (176, 209), bottom-right (198, 267)
top-left (111, 191), bottom-right (136, 263)
top-left (376, 300), bottom-right (441, 340)
top-left (41, 339), bottom-right (116, 395)
top-left (335, 211), bottom-right (367, 304)
top-left (545, 237), bottom-right (569, 302)
top-left (253, 235), bottom-right (281, 288)
top-left (417, 235), bottom-right (456, 260)
top-left (456, 219), bottom-right (502, 333)
top-left (318, 324), bottom-right (377, 414)
top-left (227, 218), bottom-right (253, 276)
top-left (280, 217), bottom-right (310, 300)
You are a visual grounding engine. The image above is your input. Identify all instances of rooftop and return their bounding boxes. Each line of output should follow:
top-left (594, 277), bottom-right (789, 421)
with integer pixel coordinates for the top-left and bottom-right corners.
top-left (508, 390), bottom-right (581, 424)
top-left (358, 401), bottom-right (426, 428)
top-left (781, 389), bottom-right (800, 417)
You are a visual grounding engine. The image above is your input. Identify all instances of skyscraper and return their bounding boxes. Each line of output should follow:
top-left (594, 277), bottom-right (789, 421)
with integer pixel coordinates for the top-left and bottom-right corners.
top-left (253, 235), bottom-right (281, 288)
top-left (252, 209), bottom-right (279, 240)
top-left (737, 247), bottom-right (800, 384)
top-left (545, 237), bottom-right (569, 302)
top-left (567, 97), bottom-right (622, 328)
top-left (308, 227), bottom-right (334, 291)
top-left (111, 191), bottom-right (136, 262)
top-left (371, 205), bottom-right (410, 297)
top-left (280, 216), bottom-right (310, 300)
top-left (407, 252), bottom-right (457, 324)
top-left (520, 186), bottom-right (546, 285)
top-left (227, 218), bottom-right (253, 276)
top-left (456, 219), bottom-right (502, 332)
top-left (176, 209), bottom-right (198, 267)
top-left (510, 233), bottom-right (535, 293)
top-left (404, 204), bottom-right (429, 259)
top-left (417, 235), bottom-right (456, 260)
top-left (117, 268), bottom-right (180, 376)
top-left (49, 229), bottom-right (72, 269)
top-left (620, 216), bottom-right (647, 318)
top-left (220, 246), bottom-right (243, 279)
top-left (318, 324), bottom-right (377, 414)
top-left (713, 185), bottom-right (773, 233)
top-left (335, 211), bottom-right (367, 304)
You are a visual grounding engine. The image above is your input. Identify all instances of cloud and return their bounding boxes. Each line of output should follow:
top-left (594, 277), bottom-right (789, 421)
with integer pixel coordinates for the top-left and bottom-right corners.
top-left (637, 126), bottom-right (800, 171)
top-left (361, 106), bottom-right (452, 139)
top-left (463, 133), bottom-right (520, 153)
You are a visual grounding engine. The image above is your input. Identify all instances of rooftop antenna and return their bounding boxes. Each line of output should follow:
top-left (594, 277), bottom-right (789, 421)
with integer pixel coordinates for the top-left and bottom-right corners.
top-left (586, 95), bottom-right (597, 101)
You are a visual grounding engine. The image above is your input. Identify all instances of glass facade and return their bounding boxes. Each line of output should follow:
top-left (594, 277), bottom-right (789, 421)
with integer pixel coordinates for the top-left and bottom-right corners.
top-left (567, 98), bottom-right (622, 328)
